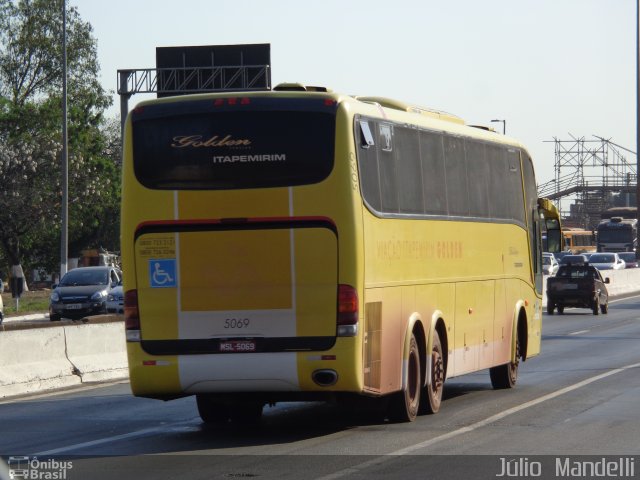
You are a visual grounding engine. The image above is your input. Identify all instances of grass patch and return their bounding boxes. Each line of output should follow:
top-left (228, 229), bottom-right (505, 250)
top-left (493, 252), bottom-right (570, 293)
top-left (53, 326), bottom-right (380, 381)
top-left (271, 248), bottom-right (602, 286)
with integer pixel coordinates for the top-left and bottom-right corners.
top-left (1, 290), bottom-right (50, 316)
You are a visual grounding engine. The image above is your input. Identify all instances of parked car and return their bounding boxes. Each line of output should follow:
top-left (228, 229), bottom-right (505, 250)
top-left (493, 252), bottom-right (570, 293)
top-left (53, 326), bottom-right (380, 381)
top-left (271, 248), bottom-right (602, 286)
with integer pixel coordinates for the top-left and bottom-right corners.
top-left (106, 279), bottom-right (124, 314)
top-left (547, 263), bottom-right (609, 315)
top-left (49, 266), bottom-right (122, 321)
top-left (542, 253), bottom-right (559, 276)
top-left (618, 252), bottom-right (639, 268)
top-left (558, 254), bottom-right (589, 266)
top-left (588, 252), bottom-right (626, 270)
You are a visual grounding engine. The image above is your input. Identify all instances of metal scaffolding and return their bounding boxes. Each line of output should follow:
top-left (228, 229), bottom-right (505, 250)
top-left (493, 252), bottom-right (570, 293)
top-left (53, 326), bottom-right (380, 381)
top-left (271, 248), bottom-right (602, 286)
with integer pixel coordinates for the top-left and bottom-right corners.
top-left (537, 135), bottom-right (637, 229)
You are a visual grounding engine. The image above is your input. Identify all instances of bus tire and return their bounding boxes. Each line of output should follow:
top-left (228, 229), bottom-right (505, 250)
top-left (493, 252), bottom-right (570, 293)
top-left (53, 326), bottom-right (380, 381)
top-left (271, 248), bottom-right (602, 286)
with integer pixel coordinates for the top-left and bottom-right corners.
top-left (490, 331), bottom-right (520, 389)
top-left (420, 329), bottom-right (444, 414)
top-left (196, 394), bottom-right (231, 424)
top-left (388, 333), bottom-right (421, 422)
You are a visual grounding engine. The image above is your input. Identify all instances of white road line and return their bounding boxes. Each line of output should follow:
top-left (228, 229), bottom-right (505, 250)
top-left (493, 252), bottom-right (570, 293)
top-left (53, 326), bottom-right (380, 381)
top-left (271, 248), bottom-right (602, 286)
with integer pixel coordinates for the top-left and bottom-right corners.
top-left (33, 420), bottom-right (197, 456)
top-left (317, 361), bottom-right (640, 480)
top-left (569, 329), bottom-right (590, 335)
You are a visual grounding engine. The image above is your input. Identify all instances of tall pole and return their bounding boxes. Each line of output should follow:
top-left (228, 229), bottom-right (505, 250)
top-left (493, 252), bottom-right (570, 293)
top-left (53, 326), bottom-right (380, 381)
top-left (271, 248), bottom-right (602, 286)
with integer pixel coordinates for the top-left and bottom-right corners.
top-left (636, 0), bottom-right (639, 259)
top-left (60, 0), bottom-right (68, 279)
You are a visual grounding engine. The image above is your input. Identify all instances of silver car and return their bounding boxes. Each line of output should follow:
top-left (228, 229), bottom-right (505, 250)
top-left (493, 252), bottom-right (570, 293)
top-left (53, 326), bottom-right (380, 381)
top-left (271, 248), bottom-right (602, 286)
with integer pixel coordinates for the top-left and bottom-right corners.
top-left (107, 280), bottom-right (124, 314)
top-left (588, 252), bottom-right (626, 270)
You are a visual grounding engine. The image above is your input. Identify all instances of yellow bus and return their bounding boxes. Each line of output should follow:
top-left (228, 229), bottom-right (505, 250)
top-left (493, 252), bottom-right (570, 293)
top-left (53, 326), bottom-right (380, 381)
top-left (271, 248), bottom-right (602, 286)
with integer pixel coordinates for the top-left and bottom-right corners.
top-left (563, 229), bottom-right (596, 254)
top-left (121, 84), bottom-right (561, 423)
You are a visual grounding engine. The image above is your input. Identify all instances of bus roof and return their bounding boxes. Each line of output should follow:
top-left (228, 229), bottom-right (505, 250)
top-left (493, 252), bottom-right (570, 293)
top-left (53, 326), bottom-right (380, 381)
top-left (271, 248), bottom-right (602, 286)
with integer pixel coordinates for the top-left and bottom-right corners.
top-left (129, 84), bottom-right (528, 152)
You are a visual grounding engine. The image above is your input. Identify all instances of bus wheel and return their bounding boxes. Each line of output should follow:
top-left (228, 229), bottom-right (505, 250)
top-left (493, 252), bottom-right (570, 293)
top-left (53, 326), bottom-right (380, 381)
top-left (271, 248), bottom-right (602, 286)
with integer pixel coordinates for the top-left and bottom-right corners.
top-left (388, 333), bottom-right (421, 422)
top-left (490, 333), bottom-right (520, 389)
top-left (420, 330), bottom-right (444, 414)
top-left (230, 401), bottom-right (264, 425)
top-left (196, 394), bottom-right (231, 424)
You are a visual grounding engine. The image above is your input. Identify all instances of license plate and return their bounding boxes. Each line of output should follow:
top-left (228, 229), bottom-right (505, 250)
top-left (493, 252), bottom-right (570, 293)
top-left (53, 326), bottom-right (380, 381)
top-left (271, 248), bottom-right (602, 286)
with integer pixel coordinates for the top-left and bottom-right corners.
top-left (561, 284), bottom-right (578, 290)
top-left (219, 340), bottom-right (256, 353)
top-left (66, 303), bottom-right (83, 309)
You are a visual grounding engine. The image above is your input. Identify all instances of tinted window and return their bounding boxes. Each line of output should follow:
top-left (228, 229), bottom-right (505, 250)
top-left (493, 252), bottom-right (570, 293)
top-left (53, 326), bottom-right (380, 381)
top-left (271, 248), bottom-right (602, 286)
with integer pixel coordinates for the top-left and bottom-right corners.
top-left (421, 132), bottom-right (448, 215)
top-left (355, 116), bottom-right (527, 224)
top-left (378, 123), bottom-right (399, 213)
top-left (131, 98), bottom-right (336, 190)
top-left (357, 121), bottom-right (382, 211)
top-left (443, 135), bottom-right (469, 216)
top-left (395, 127), bottom-right (424, 214)
top-left (466, 141), bottom-right (490, 217)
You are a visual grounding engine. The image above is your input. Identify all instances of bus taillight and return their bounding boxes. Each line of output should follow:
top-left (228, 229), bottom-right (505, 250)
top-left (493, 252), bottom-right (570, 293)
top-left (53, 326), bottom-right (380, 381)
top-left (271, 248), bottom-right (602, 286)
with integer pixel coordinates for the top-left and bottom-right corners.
top-left (337, 284), bottom-right (358, 337)
top-left (124, 289), bottom-right (140, 342)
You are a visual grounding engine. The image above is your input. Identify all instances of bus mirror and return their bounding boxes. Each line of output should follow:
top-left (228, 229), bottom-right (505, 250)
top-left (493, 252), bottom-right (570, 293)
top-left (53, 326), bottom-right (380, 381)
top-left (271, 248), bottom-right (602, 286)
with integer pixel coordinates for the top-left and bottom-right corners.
top-left (546, 229), bottom-right (562, 253)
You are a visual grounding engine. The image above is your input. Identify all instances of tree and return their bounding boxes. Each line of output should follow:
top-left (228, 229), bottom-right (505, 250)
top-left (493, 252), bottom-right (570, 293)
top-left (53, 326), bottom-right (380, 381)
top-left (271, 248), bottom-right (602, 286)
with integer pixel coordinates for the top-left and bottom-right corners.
top-left (0, 0), bottom-right (116, 280)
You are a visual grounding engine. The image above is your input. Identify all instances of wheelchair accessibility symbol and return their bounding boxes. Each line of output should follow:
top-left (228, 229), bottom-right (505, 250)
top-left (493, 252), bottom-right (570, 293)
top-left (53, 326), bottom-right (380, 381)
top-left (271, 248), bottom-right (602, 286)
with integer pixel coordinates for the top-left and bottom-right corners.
top-left (149, 259), bottom-right (177, 288)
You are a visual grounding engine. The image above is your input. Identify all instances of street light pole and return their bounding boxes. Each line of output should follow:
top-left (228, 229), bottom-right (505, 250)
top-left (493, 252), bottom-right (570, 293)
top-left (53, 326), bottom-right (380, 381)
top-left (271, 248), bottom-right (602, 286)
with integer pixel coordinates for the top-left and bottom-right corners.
top-left (491, 119), bottom-right (506, 135)
top-left (636, 0), bottom-right (639, 260)
top-left (60, 0), bottom-right (68, 279)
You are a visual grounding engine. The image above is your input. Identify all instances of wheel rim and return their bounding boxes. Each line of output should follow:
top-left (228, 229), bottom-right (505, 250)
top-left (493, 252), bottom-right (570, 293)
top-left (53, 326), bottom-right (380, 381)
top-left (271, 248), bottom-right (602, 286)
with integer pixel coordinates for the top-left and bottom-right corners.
top-left (429, 346), bottom-right (444, 411)
top-left (509, 337), bottom-right (520, 383)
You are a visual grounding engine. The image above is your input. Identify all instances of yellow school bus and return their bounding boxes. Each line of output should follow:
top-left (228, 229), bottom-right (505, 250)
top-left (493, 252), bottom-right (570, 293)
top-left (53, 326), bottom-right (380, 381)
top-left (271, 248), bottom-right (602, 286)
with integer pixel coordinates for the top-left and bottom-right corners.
top-left (121, 83), bottom-right (561, 423)
top-left (562, 229), bottom-right (596, 254)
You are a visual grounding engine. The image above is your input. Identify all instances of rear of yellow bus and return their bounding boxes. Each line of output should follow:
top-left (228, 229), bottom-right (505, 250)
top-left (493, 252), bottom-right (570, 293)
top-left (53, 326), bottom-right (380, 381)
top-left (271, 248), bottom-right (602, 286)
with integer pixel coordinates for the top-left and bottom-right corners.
top-left (121, 91), bottom-right (364, 418)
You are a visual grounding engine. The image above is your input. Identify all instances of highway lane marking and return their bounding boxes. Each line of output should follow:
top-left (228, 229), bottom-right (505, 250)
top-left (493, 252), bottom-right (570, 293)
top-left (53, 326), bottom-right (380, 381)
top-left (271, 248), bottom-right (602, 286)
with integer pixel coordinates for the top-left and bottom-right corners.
top-left (569, 329), bottom-right (590, 335)
top-left (317, 361), bottom-right (640, 480)
top-left (33, 421), bottom-right (198, 456)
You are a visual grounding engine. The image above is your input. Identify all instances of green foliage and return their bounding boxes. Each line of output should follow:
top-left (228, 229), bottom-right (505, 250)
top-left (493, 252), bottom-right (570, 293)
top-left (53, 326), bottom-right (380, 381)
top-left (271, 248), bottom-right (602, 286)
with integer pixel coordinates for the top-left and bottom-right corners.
top-left (0, 0), bottom-right (119, 278)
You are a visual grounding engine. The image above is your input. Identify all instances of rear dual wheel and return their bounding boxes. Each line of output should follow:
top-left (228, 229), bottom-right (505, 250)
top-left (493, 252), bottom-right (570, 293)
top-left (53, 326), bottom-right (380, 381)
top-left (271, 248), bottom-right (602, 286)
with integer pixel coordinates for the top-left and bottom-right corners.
top-left (388, 334), bottom-right (421, 422)
top-left (389, 330), bottom-right (445, 422)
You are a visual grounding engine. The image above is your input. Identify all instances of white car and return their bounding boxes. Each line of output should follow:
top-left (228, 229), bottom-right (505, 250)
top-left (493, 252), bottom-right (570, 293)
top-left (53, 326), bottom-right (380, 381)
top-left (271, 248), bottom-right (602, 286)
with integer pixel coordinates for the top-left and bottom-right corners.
top-left (588, 252), bottom-right (626, 270)
top-left (542, 253), bottom-right (559, 276)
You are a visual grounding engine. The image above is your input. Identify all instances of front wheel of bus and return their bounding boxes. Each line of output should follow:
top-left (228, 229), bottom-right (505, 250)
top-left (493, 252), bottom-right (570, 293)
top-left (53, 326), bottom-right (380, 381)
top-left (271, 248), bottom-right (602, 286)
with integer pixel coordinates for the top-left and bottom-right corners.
top-left (196, 394), bottom-right (231, 424)
top-left (388, 333), bottom-right (421, 422)
top-left (490, 333), bottom-right (520, 389)
top-left (420, 330), bottom-right (444, 415)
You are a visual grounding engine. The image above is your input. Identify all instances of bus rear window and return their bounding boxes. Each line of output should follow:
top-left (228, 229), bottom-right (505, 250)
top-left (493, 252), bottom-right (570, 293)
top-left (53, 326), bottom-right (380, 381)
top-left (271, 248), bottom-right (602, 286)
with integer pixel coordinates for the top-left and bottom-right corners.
top-left (131, 98), bottom-right (336, 190)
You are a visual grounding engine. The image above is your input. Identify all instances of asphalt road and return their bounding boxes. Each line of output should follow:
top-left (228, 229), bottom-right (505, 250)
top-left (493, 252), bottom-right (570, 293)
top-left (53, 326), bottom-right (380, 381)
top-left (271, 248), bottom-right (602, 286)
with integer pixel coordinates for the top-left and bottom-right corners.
top-left (1, 295), bottom-right (639, 480)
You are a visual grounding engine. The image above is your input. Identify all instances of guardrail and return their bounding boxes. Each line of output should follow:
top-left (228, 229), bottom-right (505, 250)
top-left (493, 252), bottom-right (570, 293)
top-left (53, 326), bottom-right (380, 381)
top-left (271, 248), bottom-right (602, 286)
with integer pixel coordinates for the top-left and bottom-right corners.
top-left (0, 315), bottom-right (127, 399)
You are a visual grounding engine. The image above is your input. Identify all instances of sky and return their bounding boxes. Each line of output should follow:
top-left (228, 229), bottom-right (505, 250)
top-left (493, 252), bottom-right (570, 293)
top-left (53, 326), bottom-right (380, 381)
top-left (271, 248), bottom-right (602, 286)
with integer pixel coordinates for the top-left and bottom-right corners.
top-left (72, 0), bottom-right (637, 185)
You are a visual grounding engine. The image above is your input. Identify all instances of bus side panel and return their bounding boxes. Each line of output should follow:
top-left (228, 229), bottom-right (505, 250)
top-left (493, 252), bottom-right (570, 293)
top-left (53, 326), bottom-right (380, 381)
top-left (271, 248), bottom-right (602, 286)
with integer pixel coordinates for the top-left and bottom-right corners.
top-left (492, 279), bottom-right (512, 367)
top-left (413, 283), bottom-right (455, 378)
top-left (363, 287), bottom-right (403, 395)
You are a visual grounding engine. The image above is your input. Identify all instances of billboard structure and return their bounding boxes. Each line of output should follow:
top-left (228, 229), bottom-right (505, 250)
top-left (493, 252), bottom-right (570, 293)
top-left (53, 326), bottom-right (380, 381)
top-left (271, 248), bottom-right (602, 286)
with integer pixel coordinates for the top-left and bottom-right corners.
top-left (155, 44), bottom-right (271, 97)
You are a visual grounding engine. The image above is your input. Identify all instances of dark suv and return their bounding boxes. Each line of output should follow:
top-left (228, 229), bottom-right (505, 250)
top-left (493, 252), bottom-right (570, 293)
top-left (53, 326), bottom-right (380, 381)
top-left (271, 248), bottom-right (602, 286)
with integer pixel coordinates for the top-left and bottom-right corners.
top-left (49, 266), bottom-right (122, 321)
